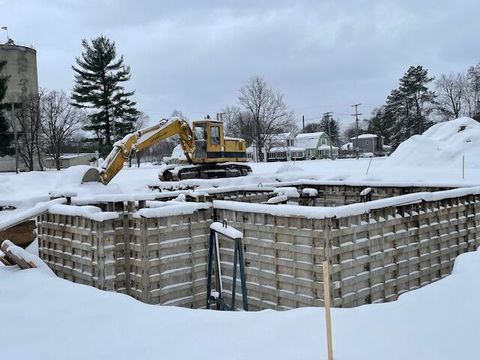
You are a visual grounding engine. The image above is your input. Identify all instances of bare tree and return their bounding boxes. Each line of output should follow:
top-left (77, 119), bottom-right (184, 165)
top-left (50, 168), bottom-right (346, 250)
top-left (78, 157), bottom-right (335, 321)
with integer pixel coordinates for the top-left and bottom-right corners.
top-left (9, 93), bottom-right (43, 171)
top-left (435, 73), bottom-right (465, 120)
top-left (41, 90), bottom-right (85, 170)
top-left (238, 76), bottom-right (294, 161)
top-left (303, 123), bottom-right (322, 133)
top-left (222, 105), bottom-right (255, 144)
top-left (464, 64), bottom-right (480, 120)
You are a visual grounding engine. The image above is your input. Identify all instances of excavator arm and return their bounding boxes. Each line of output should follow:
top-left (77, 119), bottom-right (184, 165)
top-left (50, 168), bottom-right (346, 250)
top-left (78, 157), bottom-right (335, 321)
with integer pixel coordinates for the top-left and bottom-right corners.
top-left (98, 118), bottom-right (194, 185)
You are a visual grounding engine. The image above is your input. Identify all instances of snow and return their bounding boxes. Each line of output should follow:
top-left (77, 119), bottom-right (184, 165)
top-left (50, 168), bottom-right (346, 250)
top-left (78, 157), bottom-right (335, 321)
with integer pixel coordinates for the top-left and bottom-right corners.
top-left (294, 132), bottom-right (324, 149)
top-left (49, 204), bottom-right (119, 221)
top-left (268, 146), bottom-right (305, 152)
top-left (214, 185), bottom-right (480, 219)
top-left (355, 133), bottom-right (378, 139)
top-left (388, 117), bottom-right (480, 167)
top-left (302, 188), bottom-right (318, 197)
top-left (0, 118), bottom-right (479, 358)
top-left (273, 187), bottom-right (300, 198)
top-left (341, 142), bottom-right (353, 150)
top-left (135, 198), bottom-right (211, 218)
top-left (360, 187), bottom-right (372, 196)
top-left (1, 240), bottom-right (54, 275)
top-left (0, 198), bottom-right (66, 231)
top-left (2, 248), bottom-right (480, 359)
top-left (169, 144), bottom-right (187, 161)
top-left (210, 222), bottom-right (243, 239)
top-left (1, 117), bottom-right (480, 226)
top-left (317, 144), bottom-right (338, 150)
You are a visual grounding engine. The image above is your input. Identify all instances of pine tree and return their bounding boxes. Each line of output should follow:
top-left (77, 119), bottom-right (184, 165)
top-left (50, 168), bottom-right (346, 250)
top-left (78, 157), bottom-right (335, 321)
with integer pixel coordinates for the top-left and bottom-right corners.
top-left (0, 60), bottom-right (14, 156)
top-left (319, 116), bottom-right (340, 146)
top-left (385, 66), bottom-right (435, 148)
top-left (71, 36), bottom-right (139, 155)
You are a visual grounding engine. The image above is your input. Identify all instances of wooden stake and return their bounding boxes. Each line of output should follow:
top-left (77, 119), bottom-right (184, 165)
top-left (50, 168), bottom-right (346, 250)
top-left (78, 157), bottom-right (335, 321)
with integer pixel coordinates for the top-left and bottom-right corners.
top-left (323, 261), bottom-right (333, 360)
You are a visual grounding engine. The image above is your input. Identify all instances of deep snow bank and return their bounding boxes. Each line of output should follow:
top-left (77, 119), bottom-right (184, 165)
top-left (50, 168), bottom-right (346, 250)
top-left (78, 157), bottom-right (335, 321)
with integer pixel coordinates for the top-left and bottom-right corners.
top-left (387, 117), bottom-right (480, 167)
top-left (1, 249), bottom-right (480, 359)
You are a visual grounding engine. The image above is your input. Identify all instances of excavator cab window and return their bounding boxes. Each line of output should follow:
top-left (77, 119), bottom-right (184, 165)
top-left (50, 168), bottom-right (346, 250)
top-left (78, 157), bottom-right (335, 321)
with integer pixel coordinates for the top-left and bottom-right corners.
top-left (210, 126), bottom-right (220, 145)
top-left (194, 123), bottom-right (207, 157)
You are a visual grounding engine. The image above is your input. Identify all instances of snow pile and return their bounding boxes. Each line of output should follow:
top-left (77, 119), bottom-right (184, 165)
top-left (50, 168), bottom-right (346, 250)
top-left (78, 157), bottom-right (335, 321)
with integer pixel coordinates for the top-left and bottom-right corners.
top-left (387, 117), bottom-right (480, 167)
top-left (55, 165), bottom-right (97, 186)
top-left (136, 195), bottom-right (210, 218)
top-left (0, 240), bottom-right (54, 275)
top-left (170, 144), bottom-right (187, 161)
top-left (49, 204), bottom-right (118, 221)
top-left (210, 222), bottom-right (243, 239)
top-left (2, 248), bottom-right (480, 359)
top-left (302, 188), bottom-right (318, 197)
top-left (273, 187), bottom-right (300, 198)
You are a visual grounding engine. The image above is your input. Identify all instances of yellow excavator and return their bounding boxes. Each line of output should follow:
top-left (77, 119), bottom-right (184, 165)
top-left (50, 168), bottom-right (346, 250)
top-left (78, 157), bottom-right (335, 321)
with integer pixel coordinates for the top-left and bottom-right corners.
top-left (85, 118), bottom-right (252, 184)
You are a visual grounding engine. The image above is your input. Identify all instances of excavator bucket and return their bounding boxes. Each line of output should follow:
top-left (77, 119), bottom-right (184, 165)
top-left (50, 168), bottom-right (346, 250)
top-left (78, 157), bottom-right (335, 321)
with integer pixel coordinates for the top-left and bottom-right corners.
top-left (81, 167), bottom-right (102, 183)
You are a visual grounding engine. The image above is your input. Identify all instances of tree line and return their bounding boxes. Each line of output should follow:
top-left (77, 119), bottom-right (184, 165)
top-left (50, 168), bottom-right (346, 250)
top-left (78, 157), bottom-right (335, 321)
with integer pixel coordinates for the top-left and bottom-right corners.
top-left (0, 35), bottom-right (141, 170)
top-left (349, 63), bottom-right (480, 149)
top-left (2, 33), bottom-right (480, 169)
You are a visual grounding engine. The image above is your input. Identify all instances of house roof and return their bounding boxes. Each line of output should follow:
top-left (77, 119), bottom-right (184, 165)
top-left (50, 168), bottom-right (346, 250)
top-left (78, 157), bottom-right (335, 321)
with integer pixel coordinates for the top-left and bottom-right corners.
top-left (295, 131), bottom-right (326, 139)
top-left (341, 142), bottom-right (353, 150)
top-left (294, 132), bottom-right (326, 149)
top-left (351, 133), bottom-right (377, 140)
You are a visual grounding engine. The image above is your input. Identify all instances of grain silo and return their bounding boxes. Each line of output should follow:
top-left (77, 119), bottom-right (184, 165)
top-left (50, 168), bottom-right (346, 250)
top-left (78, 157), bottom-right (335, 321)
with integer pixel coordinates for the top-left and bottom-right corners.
top-left (0, 38), bottom-right (39, 172)
top-left (0, 38), bottom-right (39, 103)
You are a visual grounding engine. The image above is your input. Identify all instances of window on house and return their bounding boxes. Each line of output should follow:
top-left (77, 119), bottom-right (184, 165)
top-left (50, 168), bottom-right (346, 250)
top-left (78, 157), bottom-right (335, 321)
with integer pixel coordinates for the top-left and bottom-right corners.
top-left (321, 138), bottom-right (326, 145)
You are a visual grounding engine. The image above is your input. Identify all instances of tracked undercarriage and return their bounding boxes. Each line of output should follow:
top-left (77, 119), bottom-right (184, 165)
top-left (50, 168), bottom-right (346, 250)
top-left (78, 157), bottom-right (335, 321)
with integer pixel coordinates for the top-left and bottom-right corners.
top-left (159, 163), bottom-right (252, 181)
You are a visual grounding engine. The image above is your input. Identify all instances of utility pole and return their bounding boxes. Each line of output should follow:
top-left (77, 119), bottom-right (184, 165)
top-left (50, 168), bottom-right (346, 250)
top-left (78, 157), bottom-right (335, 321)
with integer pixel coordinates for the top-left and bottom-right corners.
top-left (351, 104), bottom-right (362, 159)
top-left (323, 111), bottom-right (333, 160)
top-left (302, 115), bottom-right (305, 132)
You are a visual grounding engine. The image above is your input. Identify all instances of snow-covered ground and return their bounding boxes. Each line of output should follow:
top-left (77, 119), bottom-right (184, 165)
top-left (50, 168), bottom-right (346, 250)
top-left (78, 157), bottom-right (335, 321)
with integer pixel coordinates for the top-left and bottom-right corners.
top-left (1, 118), bottom-right (479, 217)
top-left (1, 248), bottom-right (480, 360)
top-left (2, 118), bottom-right (480, 359)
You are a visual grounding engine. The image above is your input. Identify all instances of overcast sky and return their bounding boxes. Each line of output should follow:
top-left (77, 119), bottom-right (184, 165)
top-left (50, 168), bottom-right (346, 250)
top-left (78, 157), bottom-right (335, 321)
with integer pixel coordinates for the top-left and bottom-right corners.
top-left (2, 0), bottom-right (479, 127)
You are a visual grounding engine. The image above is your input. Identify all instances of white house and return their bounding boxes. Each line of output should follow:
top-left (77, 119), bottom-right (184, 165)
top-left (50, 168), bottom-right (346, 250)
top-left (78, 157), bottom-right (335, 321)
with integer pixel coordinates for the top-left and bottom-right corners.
top-left (294, 132), bottom-right (338, 159)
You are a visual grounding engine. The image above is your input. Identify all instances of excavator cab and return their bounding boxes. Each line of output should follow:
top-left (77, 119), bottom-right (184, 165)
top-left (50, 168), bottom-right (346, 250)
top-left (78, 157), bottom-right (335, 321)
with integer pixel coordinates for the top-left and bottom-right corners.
top-left (192, 120), bottom-right (226, 163)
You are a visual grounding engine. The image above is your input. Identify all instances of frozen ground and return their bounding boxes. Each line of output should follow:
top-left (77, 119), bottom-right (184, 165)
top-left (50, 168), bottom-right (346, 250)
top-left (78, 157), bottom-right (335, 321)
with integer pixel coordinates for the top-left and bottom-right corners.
top-left (1, 119), bottom-right (480, 359)
top-left (2, 118), bottom-right (479, 218)
top-left (1, 156), bottom-right (479, 226)
top-left (1, 247), bottom-right (480, 359)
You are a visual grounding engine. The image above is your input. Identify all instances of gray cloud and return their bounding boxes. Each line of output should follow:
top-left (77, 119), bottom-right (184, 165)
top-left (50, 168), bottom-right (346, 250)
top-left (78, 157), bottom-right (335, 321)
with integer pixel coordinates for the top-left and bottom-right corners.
top-left (1, 0), bottom-right (479, 127)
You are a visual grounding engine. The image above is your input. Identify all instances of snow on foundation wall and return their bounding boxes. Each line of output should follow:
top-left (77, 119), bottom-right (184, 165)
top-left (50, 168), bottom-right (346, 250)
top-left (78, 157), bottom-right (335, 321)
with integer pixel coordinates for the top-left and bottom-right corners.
top-left (38, 203), bottom-right (212, 308)
top-left (37, 185), bottom-right (480, 311)
top-left (37, 212), bottom-right (119, 291)
top-left (128, 209), bottom-right (212, 307)
top-left (214, 192), bottom-right (480, 309)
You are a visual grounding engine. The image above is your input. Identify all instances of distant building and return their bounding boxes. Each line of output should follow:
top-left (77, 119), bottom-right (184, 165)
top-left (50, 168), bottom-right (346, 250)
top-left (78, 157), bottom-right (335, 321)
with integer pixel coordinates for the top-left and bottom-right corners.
top-left (267, 146), bottom-right (305, 161)
top-left (44, 153), bottom-right (97, 169)
top-left (294, 132), bottom-right (338, 159)
top-left (266, 132), bottom-right (305, 161)
top-left (350, 134), bottom-right (389, 156)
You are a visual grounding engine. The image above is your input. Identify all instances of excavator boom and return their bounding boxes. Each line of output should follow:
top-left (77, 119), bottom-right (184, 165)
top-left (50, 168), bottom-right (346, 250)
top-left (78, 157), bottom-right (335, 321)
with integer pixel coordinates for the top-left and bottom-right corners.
top-left (98, 119), bottom-right (194, 184)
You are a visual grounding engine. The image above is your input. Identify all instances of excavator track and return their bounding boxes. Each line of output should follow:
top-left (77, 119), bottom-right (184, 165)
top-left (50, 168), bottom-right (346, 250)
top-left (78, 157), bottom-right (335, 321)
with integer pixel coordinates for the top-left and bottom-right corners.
top-left (159, 163), bottom-right (252, 181)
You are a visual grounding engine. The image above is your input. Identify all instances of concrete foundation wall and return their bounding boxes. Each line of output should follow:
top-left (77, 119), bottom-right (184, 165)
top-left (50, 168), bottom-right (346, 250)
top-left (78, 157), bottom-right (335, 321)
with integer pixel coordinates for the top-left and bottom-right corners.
top-left (37, 185), bottom-right (480, 311)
